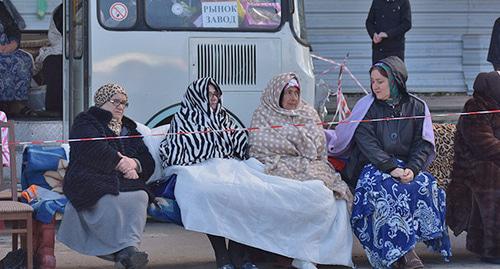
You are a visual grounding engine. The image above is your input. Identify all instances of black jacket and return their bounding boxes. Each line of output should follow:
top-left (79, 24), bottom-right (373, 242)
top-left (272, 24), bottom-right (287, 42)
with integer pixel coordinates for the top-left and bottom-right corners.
top-left (488, 17), bottom-right (500, 70)
top-left (63, 107), bottom-right (155, 211)
top-left (366, 0), bottom-right (412, 51)
top-left (342, 57), bottom-right (433, 187)
top-left (0, 2), bottom-right (21, 44)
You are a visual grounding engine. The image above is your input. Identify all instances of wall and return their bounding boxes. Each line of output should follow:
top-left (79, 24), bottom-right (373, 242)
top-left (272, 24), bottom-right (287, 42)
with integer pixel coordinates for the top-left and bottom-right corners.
top-left (305, 0), bottom-right (499, 93)
top-left (11, 0), bottom-right (61, 30)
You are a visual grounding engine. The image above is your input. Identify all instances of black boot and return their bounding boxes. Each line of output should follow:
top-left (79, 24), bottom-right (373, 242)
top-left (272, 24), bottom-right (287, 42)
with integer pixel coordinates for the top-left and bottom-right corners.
top-left (114, 246), bottom-right (148, 269)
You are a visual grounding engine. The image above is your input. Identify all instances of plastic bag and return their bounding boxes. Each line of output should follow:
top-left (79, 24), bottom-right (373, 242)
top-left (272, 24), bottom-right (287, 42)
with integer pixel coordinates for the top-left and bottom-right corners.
top-left (21, 145), bottom-right (67, 190)
top-left (147, 197), bottom-right (183, 226)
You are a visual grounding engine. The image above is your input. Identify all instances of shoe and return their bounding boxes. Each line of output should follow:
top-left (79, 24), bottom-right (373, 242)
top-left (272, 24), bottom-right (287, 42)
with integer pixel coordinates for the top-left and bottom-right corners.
top-left (218, 264), bottom-right (236, 269)
top-left (481, 256), bottom-right (500, 264)
top-left (391, 256), bottom-right (406, 269)
top-left (0, 249), bottom-right (26, 269)
top-left (241, 261), bottom-right (259, 269)
top-left (97, 254), bottom-right (115, 262)
top-left (291, 259), bottom-right (317, 269)
top-left (114, 246), bottom-right (148, 269)
top-left (403, 250), bottom-right (424, 269)
top-left (17, 106), bottom-right (38, 117)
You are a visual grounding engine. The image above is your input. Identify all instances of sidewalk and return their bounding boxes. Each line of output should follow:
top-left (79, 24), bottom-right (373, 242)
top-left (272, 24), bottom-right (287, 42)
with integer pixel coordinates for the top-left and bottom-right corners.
top-left (2, 222), bottom-right (497, 269)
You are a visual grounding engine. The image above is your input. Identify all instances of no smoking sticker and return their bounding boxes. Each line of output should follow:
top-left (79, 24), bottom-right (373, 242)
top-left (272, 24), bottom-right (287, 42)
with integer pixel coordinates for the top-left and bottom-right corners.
top-left (109, 2), bottom-right (128, 22)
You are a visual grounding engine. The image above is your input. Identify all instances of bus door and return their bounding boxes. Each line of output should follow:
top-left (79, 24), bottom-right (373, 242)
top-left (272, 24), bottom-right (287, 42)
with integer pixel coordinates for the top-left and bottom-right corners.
top-left (64, 0), bottom-right (90, 137)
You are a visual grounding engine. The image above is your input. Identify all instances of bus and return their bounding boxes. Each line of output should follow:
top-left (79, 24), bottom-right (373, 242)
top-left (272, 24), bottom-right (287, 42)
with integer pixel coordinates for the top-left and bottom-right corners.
top-left (64, 0), bottom-right (316, 137)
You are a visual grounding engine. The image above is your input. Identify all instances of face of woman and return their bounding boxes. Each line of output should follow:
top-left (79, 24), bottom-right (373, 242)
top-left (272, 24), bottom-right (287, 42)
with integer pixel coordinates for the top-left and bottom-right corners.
top-left (371, 69), bottom-right (390, 101)
top-left (100, 93), bottom-right (128, 121)
top-left (280, 86), bottom-right (300, 110)
top-left (208, 84), bottom-right (220, 110)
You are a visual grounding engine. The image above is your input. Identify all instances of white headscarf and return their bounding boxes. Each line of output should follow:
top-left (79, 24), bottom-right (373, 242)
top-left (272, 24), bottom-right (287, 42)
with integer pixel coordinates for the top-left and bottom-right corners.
top-left (34, 4), bottom-right (62, 75)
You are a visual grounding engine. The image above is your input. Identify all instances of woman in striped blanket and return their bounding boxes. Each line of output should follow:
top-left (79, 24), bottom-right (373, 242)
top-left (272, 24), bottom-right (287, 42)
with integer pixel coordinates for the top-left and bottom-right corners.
top-left (159, 77), bottom-right (255, 269)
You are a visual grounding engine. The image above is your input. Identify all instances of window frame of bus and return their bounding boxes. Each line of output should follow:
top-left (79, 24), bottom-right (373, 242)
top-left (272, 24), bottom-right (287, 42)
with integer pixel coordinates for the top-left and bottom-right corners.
top-left (97, 0), bottom-right (286, 33)
top-left (97, 0), bottom-right (138, 30)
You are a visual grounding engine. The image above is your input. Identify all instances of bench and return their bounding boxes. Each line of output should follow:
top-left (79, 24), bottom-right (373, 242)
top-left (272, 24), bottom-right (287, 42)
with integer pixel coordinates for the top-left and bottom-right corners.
top-left (21, 122), bottom-right (457, 268)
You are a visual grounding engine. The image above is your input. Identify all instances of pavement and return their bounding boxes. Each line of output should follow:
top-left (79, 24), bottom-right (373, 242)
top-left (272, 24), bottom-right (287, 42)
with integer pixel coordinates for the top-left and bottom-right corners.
top-left (1, 221), bottom-right (498, 269)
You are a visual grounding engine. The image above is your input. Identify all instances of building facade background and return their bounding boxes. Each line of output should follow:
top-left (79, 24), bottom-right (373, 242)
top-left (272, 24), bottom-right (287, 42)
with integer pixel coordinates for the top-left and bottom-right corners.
top-left (13, 0), bottom-right (500, 93)
top-left (305, 0), bottom-right (500, 94)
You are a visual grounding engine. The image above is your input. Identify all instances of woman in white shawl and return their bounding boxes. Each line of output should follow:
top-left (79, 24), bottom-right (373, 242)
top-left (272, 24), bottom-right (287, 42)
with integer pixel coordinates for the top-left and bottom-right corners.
top-left (34, 3), bottom-right (63, 115)
top-left (249, 73), bottom-right (352, 269)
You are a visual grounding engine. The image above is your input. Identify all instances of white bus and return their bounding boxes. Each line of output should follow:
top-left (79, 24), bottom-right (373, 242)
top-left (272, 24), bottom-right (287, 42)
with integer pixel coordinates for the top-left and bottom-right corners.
top-left (64, 0), bottom-right (316, 136)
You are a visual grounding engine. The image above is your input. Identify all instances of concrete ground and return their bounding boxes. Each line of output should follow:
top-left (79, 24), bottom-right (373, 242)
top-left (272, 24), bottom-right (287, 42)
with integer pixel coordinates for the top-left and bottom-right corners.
top-left (1, 222), bottom-right (497, 269)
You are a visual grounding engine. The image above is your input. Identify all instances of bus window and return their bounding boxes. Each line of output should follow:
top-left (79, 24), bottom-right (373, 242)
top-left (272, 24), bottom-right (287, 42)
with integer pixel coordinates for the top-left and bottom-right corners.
top-left (144, 0), bottom-right (282, 31)
top-left (294, 0), bottom-right (307, 41)
top-left (98, 0), bottom-right (137, 29)
top-left (72, 0), bottom-right (84, 58)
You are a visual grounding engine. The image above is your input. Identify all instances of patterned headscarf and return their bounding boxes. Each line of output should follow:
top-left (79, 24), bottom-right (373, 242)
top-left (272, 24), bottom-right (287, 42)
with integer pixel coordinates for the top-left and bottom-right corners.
top-left (159, 77), bottom-right (248, 168)
top-left (249, 73), bottom-right (352, 204)
top-left (94, 83), bottom-right (128, 135)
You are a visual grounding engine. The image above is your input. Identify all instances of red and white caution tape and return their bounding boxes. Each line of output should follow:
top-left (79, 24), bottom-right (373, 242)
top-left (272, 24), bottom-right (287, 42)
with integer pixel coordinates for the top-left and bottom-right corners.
top-left (4, 109), bottom-right (500, 146)
top-left (311, 54), bottom-right (370, 95)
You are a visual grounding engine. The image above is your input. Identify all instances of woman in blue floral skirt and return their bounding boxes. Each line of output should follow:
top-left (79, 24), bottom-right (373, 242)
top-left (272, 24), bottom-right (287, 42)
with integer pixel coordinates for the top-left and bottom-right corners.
top-left (327, 56), bottom-right (450, 269)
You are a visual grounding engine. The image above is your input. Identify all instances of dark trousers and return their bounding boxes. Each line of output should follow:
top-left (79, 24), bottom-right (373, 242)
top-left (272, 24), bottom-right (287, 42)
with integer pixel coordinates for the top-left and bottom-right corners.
top-left (42, 55), bottom-right (63, 114)
top-left (207, 234), bottom-right (250, 267)
top-left (372, 48), bottom-right (405, 64)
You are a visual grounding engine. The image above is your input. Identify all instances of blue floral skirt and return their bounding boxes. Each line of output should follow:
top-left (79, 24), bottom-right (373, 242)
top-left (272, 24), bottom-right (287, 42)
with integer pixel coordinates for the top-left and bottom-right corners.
top-left (0, 50), bottom-right (32, 101)
top-left (351, 162), bottom-right (451, 269)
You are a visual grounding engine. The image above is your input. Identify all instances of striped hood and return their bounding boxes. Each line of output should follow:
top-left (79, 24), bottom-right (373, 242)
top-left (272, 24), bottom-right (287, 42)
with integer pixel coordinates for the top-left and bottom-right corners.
top-left (159, 77), bottom-right (248, 168)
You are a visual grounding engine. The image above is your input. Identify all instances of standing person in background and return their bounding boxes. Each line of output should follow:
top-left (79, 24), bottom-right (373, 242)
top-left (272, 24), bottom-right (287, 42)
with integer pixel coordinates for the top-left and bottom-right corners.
top-left (366, 0), bottom-right (412, 64)
top-left (487, 17), bottom-right (500, 71)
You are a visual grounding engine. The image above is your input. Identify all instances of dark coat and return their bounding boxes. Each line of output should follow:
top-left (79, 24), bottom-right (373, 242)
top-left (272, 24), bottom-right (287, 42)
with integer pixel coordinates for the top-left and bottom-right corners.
top-left (366, 0), bottom-right (411, 53)
top-left (447, 71), bottom-right (500, 258)
top-left (343, 57), bottom-right (433, 187)
top-left (488, 18), bottom-right (500, 70)
top-left (0, 2), bottom-right (21, 44)
top-left (63, 107), bottom-right (155, 211)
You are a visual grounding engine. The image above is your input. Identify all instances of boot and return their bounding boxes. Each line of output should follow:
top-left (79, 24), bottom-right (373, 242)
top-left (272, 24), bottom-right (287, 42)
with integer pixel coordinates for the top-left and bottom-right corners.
top-left (403, 250), bottom-right (424, 269)
top-left (33, 218), bottom-right (56, 269)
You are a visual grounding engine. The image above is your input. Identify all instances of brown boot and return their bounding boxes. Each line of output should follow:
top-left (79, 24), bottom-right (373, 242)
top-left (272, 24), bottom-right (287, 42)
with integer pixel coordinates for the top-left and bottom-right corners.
top-left (33, 218), bottom-right (56, 269)
top-left (391, 256), bottom-right (406, 269)
top-left (403, 250), bottom-right (424, 269)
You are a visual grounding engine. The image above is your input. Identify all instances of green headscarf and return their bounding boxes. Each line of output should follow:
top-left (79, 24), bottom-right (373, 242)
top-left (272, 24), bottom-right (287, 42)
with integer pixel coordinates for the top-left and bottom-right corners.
top-left (373, 62), bottom-right (400, 105)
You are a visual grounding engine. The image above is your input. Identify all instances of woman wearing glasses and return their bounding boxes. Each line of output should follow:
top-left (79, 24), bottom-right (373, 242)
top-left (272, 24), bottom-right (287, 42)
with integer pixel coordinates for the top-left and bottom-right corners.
top-left (58, 83), bottom-right (154, 269)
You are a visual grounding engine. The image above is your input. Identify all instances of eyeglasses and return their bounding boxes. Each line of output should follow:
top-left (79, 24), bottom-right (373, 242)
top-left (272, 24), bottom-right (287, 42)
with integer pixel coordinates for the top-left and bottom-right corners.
top-left (208, 92), bottom-right (220, 99)
top-left (108, 99), bottom-right (129, 108)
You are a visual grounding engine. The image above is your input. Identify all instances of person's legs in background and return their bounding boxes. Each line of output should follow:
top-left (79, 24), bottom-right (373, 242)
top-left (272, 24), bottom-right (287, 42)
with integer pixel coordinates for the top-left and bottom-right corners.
top-left (42, 55), bottom-right (63, 116)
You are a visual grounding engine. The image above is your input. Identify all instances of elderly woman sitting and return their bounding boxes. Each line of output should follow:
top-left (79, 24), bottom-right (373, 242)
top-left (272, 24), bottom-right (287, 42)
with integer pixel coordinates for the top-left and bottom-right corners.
top-left (57, 84), bottom-right (154, 269)
top-left (327, 56), bottom-right (450, 269)
top-left (248, 73), bottom-right (353, 269)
